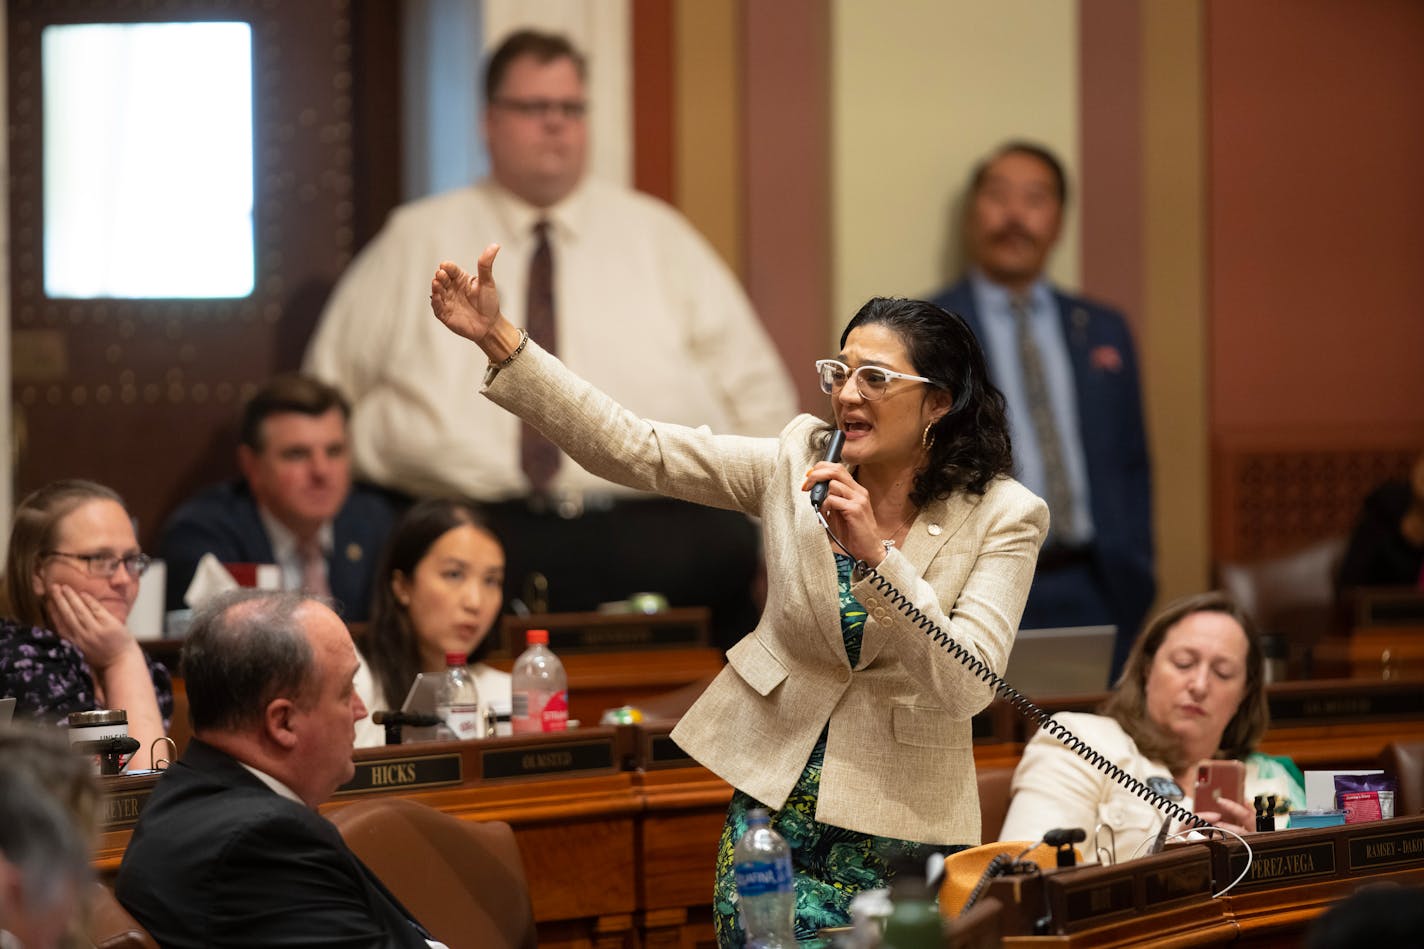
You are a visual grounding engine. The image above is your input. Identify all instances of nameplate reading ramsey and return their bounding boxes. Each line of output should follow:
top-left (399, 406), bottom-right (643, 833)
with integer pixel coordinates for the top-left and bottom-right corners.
top-left (1229, 840), bottom-right (1336, 889)
top-left (1347, 827), bottom-right (1424, 872)
top-left (336, 753), bottom-right (463, 795)
top-left (481, 739), bottom-right (615, 780)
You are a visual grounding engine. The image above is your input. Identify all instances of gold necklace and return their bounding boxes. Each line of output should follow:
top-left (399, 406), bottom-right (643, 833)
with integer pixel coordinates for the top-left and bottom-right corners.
top-left (881, 505), bottom-right (920, 553)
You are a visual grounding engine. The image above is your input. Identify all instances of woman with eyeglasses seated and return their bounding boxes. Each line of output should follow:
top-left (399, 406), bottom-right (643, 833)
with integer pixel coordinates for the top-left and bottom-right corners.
top-left (430, 247), bottom-right (1047, 943)
top-left (999, 592), bottom-right (1304, 863)
top-left (0, 480), bottom-right (172, 772)
top-left (353, 497), bottom-right (507, 748)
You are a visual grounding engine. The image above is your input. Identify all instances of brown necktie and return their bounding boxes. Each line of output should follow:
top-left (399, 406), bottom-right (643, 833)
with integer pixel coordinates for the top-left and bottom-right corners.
top-left (521, 222), bottom-right (560, 494)
top-left (298, 538), bottom-right (331, 597)
top-left (1011, 296), bottom-right (1078, 544)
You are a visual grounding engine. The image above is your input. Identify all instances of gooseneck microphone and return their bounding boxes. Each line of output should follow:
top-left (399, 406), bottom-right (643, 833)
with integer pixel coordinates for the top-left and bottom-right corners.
top-left (809, 429), bottom-right (845, 510)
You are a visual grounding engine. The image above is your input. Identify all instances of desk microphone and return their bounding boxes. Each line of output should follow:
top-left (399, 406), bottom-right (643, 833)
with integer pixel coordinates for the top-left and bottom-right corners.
top-left (809, 429), bottom-right (845, 511)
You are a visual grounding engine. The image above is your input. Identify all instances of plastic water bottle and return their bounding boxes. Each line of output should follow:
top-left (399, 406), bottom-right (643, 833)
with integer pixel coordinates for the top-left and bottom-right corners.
top-left (510, 629), bottom-right (568, 733)
top-left (733, 808), bottom-right (796, 948)
top-left (437, 652), bottom-right (485, 741)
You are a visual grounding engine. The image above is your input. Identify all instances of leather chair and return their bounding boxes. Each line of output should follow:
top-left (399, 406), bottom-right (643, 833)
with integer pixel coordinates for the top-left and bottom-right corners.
top-left (1217, 534), bottom-right (1349, 673)
top-left (327, 798), bottom-right (536, 949)
top-left (89, 883), bottom-right (158, 949)
top-left (977, 766), bottom-right (1016, 844)
top-left (1378, 740), bottom-right (1424, 816)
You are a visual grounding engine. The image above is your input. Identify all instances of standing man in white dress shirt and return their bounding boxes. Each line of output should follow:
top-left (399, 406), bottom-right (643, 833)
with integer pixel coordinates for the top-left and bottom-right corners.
top-left (305, 30), bottom-right (796, 648)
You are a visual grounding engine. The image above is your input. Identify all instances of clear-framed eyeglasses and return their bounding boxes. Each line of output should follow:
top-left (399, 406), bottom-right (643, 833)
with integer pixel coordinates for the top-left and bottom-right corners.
top-left (815, 359), bottom-right (933, 401)
top-left (42, 550), bottom-right (153, 579)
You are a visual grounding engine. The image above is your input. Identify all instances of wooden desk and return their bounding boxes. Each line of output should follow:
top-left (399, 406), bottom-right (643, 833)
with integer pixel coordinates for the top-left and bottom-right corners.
top-left (991, 815), bottom-right (1424, 946)
top-left (99, 730), bottom-right (646, 949)
top-left (95, 675), bottom-right (1424, 949)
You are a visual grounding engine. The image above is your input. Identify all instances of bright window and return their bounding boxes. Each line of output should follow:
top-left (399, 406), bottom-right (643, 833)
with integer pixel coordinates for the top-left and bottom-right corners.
top-left (42, 21), bottom-right (255, 299)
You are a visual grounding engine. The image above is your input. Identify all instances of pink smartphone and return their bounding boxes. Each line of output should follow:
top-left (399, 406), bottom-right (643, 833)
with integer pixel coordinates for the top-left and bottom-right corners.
top-left (1194, 760), bottom-right (1246, 810)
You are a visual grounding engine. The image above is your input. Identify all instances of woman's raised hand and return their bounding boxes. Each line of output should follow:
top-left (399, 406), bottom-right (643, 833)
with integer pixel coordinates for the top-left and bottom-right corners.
top-left (431, 243), bottom-right (503, 344)
top-left (48, 583), bottom-right (140, 671)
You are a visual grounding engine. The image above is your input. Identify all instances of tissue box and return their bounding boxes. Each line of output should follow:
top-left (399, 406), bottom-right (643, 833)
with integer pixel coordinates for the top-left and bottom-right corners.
top-left (1288, 810), bottom-right (1346, 829)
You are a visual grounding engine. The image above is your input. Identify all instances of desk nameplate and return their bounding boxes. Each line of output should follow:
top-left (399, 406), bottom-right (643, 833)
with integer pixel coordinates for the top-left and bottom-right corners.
top-left (1228, 839), bottom-right (1336, 890)
top-left (335, 752), bottom-right (463, 796)
top-left (1269, 688), bottom-right (1424, 724)
top-left (1347, 824), bottom-right (1424, 872)
top-left (1043, 847), bottom-right (1215, 935)
top-left (501, 608), bottom-right (710, 655)
top-left (101, 787), bottom-right (152, 829)
top-left (480, 737), bottom-right (617, 781)
top-left (1058, 875), bottom-right (1135, 931)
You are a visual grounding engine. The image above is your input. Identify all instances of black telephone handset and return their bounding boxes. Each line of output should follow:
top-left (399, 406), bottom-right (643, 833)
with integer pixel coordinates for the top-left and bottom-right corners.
top-left (809, 429), bottom-right (845, 511)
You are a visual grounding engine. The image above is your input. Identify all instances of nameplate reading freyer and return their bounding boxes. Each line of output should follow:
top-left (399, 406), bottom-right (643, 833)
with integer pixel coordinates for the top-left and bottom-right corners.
top-left (335, 753), bottom-right (463, 795)
top-left (102, 789), bottom-right (152, 829)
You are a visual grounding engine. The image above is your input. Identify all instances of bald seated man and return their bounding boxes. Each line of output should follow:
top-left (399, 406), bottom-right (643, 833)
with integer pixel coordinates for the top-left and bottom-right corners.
top-left (115, 590), bottom-right (442, 948)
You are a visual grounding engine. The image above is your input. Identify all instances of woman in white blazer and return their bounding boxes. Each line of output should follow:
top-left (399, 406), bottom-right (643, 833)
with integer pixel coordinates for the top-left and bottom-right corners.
top-left (430, 246), bottom-right (1047, 943)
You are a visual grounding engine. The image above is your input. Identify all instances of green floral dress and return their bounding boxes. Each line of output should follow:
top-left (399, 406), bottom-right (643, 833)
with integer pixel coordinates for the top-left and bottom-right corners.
top-left (712, 554), bottom-right (960, 946)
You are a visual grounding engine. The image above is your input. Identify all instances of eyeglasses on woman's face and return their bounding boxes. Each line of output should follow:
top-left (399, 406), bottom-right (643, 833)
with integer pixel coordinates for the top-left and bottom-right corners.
top-left (814, 359), bottom-right (932, 401)
top-left (41, 550), bottom-right (152, 579)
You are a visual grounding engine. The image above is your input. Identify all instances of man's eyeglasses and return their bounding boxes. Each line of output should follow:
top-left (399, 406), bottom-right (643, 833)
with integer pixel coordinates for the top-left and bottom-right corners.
top-left (815, 359), bottom-right (932, 401)
top-left (42, 551), bottom-right (153, 579)
top-left (491, 97), bottom-right (588, 121)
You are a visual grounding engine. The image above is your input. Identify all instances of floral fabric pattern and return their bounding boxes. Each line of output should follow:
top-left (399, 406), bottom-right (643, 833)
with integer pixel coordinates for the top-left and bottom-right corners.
top-left (0, 618), bottom-right (174, 728)
top-left (712, 555), bottom-right (955, 946)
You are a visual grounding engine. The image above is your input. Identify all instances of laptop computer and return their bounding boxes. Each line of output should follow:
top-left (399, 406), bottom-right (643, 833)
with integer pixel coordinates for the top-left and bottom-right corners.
top-left (1003, 625), bottom-right (1117, 697)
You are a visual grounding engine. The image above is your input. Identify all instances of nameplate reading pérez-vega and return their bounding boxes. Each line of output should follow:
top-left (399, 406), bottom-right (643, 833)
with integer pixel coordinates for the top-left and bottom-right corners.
top-left (102, 789), bottom-right (152, 829)
top-left (1347, 826), bottom-right (1424, 872)
top-left (1229, 840), bottom-right (1337, 889)
top-left (481, 739), bottom-right (615, 780)
top-left (335, 753), bottom-right (463, 796)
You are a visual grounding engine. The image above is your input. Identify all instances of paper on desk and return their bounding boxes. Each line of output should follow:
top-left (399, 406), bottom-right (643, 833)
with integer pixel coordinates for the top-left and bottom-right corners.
top-left (1304, 769), bottom-right (1382, 810)
top-left (183, 553), bottom-right (240, 609)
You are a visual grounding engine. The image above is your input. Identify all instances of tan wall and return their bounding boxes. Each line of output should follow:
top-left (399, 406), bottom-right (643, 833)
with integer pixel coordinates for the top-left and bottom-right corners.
top-left (1142, 1), bottom-right (1210, 602)
top-left (829, 0), bottom-right (1080, 349)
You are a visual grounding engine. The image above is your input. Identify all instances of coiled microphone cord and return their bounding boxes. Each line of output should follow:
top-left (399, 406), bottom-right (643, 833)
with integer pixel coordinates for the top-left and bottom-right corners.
top-left (825, 519), bottom-right (1210, 834)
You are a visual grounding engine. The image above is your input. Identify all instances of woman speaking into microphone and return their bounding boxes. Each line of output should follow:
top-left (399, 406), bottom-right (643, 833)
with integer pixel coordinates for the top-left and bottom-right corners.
top-left (430, 246), bottom-right (1046, 943)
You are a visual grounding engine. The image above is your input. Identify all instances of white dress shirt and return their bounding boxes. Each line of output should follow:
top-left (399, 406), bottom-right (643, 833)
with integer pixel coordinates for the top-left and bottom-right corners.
top-left (305, 177), bottom-right (797, 501)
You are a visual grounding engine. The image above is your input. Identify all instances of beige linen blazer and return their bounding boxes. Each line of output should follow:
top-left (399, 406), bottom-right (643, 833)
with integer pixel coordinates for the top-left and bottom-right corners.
top-left (485, 343), bottom-right (1048, 845)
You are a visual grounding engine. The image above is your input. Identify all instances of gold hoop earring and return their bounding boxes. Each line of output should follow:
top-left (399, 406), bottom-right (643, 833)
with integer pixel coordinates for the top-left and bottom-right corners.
top-left (922, 421), bottom-right (936, 451)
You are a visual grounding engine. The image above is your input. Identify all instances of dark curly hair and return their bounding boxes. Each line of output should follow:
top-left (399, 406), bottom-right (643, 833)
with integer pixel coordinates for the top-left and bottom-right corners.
top-left (823, 297), bottom-right (1013, 505)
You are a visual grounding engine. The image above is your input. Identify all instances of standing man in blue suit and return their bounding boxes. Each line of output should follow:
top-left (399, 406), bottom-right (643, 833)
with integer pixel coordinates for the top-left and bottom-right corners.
top-left (160, 374), bottom-right (398, 622)
top-left (931, 142), bottom-right (1153, 680)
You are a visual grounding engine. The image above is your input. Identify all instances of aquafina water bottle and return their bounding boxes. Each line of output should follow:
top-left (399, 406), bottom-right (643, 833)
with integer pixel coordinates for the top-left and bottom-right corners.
top-left (733, 808), bottom-right (796, 948)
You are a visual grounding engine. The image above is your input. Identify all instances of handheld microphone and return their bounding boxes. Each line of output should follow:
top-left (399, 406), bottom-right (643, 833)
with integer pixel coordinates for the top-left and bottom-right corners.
top-left (809, 429), bottom-right (845, 510)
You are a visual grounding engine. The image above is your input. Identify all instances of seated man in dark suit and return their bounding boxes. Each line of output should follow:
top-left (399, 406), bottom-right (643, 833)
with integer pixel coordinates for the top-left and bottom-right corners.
top-left (115, 589), bottom-right (438, 949)
top-left (160, 373), bottom-right (398, 621)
